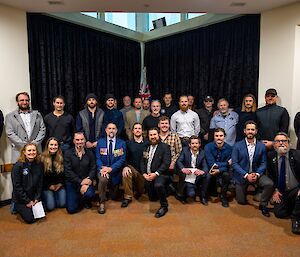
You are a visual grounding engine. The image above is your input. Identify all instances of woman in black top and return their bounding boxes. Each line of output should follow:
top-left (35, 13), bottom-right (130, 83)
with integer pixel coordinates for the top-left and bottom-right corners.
top-left (12, 143), bottom-right (43, 224)
top-left (41, 137), bottom-right (66, 211)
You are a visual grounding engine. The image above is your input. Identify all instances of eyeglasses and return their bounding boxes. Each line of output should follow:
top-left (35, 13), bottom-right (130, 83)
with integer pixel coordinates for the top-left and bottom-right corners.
top-left (274, 140), bottom-right (289, 143)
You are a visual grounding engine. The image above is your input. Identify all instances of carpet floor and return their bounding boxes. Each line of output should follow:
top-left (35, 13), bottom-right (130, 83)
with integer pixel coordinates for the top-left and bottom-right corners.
top-left (0, 195), bottom-right (299, 257)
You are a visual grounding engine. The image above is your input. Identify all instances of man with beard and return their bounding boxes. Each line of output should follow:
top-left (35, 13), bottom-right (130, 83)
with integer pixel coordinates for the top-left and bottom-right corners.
top-left (176, 136), bottom-right (208, 205)
top-left (96, 123), bottom-right (126, 214)
top-left (140, 127), bottom-right (171, 218)
top-left (232, 121), bottom-right (274, 217)
top-left (64, 132), bottom-right (96, 213)
top-left (142, 100), bottom-right (161, 133)
top-left (76, 93), bottom-right (104, 151)
top-left (256, 88), bottom-right (289, 150)
top-left (170, 95), bottom-right (200, 147)
top-left (210, 98), bottom-right (238, 146)
top-left (5, 92), bottom-right (45, 163)
top-left (267, 132), bottom-right (300, 235)
top-left (121, 122), bottom-right (148, 208)
top-left (160, 92), bottom-right (178, 119)
top-left (204, 128), bottom-right (232, 207)
top-left (44, 95), bottom-right (74, 151)
top-left (142, 99), bottom-right (150, 111)
top-left (125, 97), bottom-right (150, 140)
top-left (101, 94), bottom-right (124, 138)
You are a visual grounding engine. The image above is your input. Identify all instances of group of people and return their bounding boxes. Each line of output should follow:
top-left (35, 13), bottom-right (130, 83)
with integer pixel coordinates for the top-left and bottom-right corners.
top-left (1, 89), bottom-right (300, 235)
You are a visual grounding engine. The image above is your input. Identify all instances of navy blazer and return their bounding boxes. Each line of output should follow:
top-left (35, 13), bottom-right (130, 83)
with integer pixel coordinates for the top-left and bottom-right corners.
top-left (96, 137), bottom-right (126, 185)
top-left (267, 149), bottom-right (300, 191)
top-left (176, 147), bottom-right (208, 174)
top-left (232, 139), bottom-right (267, 184)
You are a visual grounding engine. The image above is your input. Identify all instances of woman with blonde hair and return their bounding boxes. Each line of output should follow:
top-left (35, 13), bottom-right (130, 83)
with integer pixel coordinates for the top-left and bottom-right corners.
top-left (41, 137), bottom-right (66, 211)
top-left (11, 143), bottom-right (43, 223)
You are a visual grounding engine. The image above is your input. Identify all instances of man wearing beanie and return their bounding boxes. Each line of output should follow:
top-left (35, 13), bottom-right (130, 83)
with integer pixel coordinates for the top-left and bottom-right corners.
top-left (101, 94), bottom-right (124, 137)
top-left (76, 93), bottom-right (104, 150)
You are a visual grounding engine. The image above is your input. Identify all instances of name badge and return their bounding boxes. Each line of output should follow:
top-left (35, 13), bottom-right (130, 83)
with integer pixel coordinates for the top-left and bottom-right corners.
top-left (22, 168), bottom-right (29, 175)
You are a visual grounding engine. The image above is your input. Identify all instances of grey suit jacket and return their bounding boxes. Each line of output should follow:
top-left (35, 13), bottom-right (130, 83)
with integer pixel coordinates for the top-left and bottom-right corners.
top-left (5, 109), bottom-right (46, 163)
top-left (125, 109), bottom-right (149, 140)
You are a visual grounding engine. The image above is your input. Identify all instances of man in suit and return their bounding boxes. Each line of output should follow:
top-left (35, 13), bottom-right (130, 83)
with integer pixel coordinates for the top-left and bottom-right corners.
top-left (232, 120), bottom-right (273, 217)
top-left (176, 135), bottom-right (208, 205)
top-left (125, 96), bottom-right (149, 140)
top-left (5, 92), bottom-right (46, 163)
top-left (96, 122), bottom-right (126, 214)
top-left (267, 132), bottom-right (300, 235)
top-left (140, 127), bottom-right (171, 218)
top-left (204, 128), bottom-right (232, 207)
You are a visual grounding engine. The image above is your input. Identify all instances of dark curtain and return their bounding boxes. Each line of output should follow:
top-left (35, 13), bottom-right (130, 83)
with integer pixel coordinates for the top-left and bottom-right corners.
top-left (27, 14), bottom-right (141, 116)
top-left (144, 15), bottom-right (260, 108)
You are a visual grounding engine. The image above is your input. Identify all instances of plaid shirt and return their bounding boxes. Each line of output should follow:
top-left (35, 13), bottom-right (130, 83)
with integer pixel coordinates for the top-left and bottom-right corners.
top-left (160, 131), bottom-right (182, 164)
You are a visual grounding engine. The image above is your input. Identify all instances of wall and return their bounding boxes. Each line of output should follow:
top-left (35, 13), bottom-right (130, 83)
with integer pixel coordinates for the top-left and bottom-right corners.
top-left (259, 2), bottom-right (300, 146)
top-left (0, 4), bottom-right (30, 200)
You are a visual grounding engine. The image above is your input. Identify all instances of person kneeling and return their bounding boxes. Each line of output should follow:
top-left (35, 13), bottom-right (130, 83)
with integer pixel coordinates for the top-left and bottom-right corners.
top-left (176, 136), bottom-right (208, 205)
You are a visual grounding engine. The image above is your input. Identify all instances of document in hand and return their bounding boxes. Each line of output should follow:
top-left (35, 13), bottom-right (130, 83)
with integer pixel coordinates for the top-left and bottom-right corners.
top-left (184, 168), bottom-right (198, 184)
top-left (32, 201), bottom-right (46, 219)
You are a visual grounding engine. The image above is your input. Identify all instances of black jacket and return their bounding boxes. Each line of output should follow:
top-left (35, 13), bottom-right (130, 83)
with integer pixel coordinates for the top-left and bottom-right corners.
top-left (12, 161), bottom-right (43, 204)
top-left (140, 142), bottom-right (171, 176)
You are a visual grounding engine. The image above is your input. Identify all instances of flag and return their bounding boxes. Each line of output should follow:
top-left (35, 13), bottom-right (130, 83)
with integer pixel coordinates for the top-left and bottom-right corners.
top-left (139, 67), bottom-right (151, 100)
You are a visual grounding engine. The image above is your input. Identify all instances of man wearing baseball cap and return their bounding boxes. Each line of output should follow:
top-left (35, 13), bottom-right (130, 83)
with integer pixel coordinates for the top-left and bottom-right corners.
top-left (256, 88), bottom-right (289, 150)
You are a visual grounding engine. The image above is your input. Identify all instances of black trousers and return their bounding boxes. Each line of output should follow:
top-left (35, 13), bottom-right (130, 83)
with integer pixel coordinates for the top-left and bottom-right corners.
top-left (144, 175), bottom-right (168, 208)
top-left (15, 203), bottom-right (35, 224)
top-left (274, 187), bottom-right (300, 221)
top-left (177, 172), bottom-right (206, 199)
top-left (203, 171), bottom-right (231, 198)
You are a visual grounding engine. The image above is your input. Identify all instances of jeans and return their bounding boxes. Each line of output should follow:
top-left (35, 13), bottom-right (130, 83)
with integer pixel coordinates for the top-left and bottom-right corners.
top-left (42, 188), bottom-right (66, 211)
top-left (65, 181), bottom-right (95, 214)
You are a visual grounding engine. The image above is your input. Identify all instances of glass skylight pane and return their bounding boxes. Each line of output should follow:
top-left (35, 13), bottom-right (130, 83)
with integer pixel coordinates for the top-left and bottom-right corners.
top-left (105, 12), bottom-right (136, 31)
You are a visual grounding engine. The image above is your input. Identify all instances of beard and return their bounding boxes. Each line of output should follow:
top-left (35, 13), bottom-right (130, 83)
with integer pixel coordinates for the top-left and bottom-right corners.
top-left (87, 103), bottom-right (96, 109)
top-left (180, 105), bottom-right (188, 112)
top-left (18, 104), bottom-right (29, 111)
top-left (150, 138), bottom-right (160, 145)
top-left (275, 145), bottom-right (290, 155)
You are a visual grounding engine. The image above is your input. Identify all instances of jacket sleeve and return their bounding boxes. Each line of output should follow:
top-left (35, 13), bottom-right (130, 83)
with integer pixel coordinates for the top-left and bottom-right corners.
top-left (232, 144), bottom-right (248, 177)
top-left (96, 140), bottom-right (104, 173)
top-left (176, 150), bottom-right (186, 171)
top-left (34, 163), bottom-right (43, 201)
top-left (31, 112), bottom-right (46, 145)
top-left (5, 114), bottom-right (27, 148)
top-left (11, 163), bottom-right (31, 203)
top-left (88, 150), bottom-right (96, 180)
top-left (280, 108), bottom-right (290, 134)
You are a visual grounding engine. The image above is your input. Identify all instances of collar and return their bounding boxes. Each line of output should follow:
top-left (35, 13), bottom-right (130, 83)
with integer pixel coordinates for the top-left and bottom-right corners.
top-left (245, 138), bottom-right (256, 146)
top-left (18, 109), bottom-right (31, 114)
top-left (190, 149), bottom-right (199, 156)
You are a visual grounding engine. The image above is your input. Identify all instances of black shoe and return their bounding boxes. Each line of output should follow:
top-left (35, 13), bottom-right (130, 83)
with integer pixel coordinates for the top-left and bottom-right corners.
top-left (259, 205), bottom-right (270, 217)
top-left (155, 207), bottom-right (168, 218)
top-left (292, 220), bottom-right (300, 235)
top-left (121, 199), bottom-right (131, 208)
top-left (98, 203), bottom-right (105, 214)
top-left (200, 197), bottom-right (208, 206)
top-left (221, 197), bottom-right (229, 208)
top-left (84, 202), bottom-right (92, 209)
top-left (175, 194), bottom-right (188, 204)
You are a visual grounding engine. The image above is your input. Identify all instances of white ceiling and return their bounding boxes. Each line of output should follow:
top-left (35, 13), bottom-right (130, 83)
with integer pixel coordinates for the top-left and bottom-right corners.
top-left (0, 0), bottom-right (298, 13)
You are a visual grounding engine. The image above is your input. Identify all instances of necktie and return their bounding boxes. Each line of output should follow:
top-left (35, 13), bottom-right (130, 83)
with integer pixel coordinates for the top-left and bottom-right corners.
top-left (278, 155), bottom-right (286, 193)
top-left (108, 139), bottom-right (113, 166)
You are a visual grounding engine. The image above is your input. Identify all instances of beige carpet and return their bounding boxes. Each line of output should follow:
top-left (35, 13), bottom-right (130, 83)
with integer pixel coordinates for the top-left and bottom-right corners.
top-left (0, 195), bottom-right (299, 257)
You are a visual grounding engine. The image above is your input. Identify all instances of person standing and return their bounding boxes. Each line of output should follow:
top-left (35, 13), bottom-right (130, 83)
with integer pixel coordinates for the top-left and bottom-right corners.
top-left (76, 93), bottom-right (104, 151)
top-left (160, 92), bottom-right (178, 119)
top-left (142, 100), bottom-right (161, 133)
top-left (120, 95), bottom-right (133, 120)
top-left (256, 88), bottom-right (289, 150)
top-left (6, 92), bottom-right (46, 163)
top-left (44, 96), bottom-right (74, 152)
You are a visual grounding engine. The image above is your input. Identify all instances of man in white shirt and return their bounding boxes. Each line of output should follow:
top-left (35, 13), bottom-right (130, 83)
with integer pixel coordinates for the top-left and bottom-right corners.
top-left (171, 95), bottom-right (200, 147)
top-left (5, 92), bottom-right (45, 163)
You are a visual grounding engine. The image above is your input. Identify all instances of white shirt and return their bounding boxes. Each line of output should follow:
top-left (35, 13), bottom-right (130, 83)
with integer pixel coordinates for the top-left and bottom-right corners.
top-left (20, 112), bottom-right (31, 138)
top-left (190, 150), bottom-right (199, 168)
top-left (246, 138), bottom-right (256, 173)
top-left (106, 136), bottom-right (116, 152)
top-left (147, 144), bottom-right (158, 174)
top-left (170, 109), bottom-right (200, 138)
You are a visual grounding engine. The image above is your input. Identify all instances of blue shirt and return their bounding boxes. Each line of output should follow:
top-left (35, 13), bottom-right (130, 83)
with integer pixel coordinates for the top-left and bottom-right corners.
top-left (210, 111), bottom-right (239, 146)
top-left (204, 141), bottom-right (232, 172)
